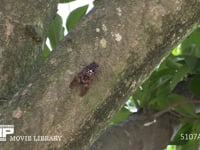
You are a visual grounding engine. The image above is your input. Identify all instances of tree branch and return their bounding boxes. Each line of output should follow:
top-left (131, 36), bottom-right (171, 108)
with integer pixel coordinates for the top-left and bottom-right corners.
top-left (90, 111), bottom-right (176, 150)
top-left (0, 0), bottom-right (200, 149)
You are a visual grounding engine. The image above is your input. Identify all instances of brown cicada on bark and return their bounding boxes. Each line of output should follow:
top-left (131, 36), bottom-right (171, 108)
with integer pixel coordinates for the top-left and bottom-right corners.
top-left (69, 62), bottom-right (99, 96)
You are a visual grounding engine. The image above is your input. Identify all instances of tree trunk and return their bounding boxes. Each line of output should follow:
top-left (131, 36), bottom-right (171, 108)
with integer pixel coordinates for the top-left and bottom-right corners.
top-left (0, 0), bottom-right (58, 98)
top-left (0, 0), bottom-right (200, 149)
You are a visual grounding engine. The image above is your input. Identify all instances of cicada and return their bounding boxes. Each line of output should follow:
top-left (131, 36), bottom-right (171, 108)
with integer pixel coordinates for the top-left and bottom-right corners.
top-left (69, 62), bottom-right (99, 96)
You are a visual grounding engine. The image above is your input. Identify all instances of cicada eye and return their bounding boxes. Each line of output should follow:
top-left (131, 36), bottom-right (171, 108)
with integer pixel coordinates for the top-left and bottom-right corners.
top-left (89, 70), bottom-right (94, 73)
top-left (87, 69), bottom-right (94, 74)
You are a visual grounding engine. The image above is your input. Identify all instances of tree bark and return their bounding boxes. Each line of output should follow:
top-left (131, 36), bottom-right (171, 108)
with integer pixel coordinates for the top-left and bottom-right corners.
top-left (0, 0), bottom-right (58, 98)
top-left (0, 0), bottom-right (200, 149)
top-left (90, 111), bottom-right (177, 150)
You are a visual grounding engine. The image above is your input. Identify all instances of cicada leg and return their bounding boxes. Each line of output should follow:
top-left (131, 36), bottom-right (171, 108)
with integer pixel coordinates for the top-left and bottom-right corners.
top-left (80, 83), bottom-right (90, 97)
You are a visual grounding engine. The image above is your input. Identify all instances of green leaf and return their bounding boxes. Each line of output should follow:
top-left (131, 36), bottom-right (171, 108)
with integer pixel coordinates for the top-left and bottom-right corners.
top-left (175, 122), bottom-right (200, 150)
top-left (149, 91), bottom-right (176, 111)
top-left (168, 94), bottom-right (197, 118)
top-left (48, 14), bottom-right (65, 49)
top-left (59, 0), bottom-right (76, 3)
top-left (170, 123), bottom-right (193, 145)
top-left (149, 95), bottom-right (168, 110)
top-left (66, 5), bottom-right (88, 31)
top-left (169, 65), bottom-right (190, 90)
top-left (182, 45), bottom-right (200, 58)
top-left (172, 45), bottom-right (181, 56)
top-left (181, 28), bottom-right (200, 57)
top-left (189, 75), bottom-right (200, 98)
top-left (156, 83), bottom-right (171, 97)
top-left (134, 68), bottom-right (174, 106)
top-left (166, 145), bottom-right (176, 150)
top-left (192, 122), bottom-right (200, 133)
top-left (149, 94), bottom-right (197, 118)
top-left (179, 140), bottom-right (200, 150)
top-left (175, 103), bottom-right (197, 118)
top-left (165, 55), bottom-right (184, 69)
top-left (109, 107), bottom-right (131, 125)
top-left (42, 44), bottom-right (51, 58)
top-left (149, 69), bottom-right (174, 88)
top-left (133, 86), bottom-right (152, 106)
top-left (184, 56), bottom-right (200, 72)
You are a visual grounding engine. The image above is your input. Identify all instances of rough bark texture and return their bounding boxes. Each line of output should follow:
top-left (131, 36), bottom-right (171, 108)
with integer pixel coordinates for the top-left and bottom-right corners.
top-left (0, 0), bottom-right (200, 149)
top-left (90, 111), bottom-right (176, 150)
top-left (0, 0), bottom-right (58, 98)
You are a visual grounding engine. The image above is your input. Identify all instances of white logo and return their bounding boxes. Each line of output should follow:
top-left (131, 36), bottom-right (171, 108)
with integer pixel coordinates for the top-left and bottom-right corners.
top-left (0, 125), bottom-right (62, 142)
top-left (0, 125), bottom-right (14, 141)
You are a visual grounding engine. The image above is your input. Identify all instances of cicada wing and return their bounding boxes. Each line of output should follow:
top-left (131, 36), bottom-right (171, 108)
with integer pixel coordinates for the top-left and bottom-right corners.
top-left (69, 77), bottom-right (80, 89)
